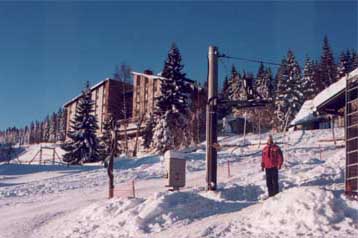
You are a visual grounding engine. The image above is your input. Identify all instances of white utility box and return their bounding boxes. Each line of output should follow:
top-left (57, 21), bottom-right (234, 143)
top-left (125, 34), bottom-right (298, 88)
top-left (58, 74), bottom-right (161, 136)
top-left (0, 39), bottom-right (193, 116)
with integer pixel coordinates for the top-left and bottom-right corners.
top-left (164, 150), bottom-right (186, 190)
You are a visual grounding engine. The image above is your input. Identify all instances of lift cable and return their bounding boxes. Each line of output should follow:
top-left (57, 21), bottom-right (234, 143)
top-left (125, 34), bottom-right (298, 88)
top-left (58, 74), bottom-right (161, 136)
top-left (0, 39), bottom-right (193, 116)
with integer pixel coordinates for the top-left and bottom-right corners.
top-left (219, 53), bottom-right (282, 67)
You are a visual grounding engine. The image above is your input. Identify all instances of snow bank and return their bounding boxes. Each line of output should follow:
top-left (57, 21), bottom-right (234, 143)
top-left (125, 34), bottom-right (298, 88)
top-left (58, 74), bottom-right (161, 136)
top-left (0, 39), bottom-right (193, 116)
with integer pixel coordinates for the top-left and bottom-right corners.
top-left (241, 187), bottom-right (358, 237)
top-left (1, 128), bottom-right (355, 238)
top-left (51, 190), bottom-right (258, 238)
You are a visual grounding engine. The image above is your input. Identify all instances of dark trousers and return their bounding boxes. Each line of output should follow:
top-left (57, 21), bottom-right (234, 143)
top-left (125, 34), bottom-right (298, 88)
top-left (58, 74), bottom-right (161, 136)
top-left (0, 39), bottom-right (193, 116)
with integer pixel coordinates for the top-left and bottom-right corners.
top-left (265, 168), bottom-right (279, 197)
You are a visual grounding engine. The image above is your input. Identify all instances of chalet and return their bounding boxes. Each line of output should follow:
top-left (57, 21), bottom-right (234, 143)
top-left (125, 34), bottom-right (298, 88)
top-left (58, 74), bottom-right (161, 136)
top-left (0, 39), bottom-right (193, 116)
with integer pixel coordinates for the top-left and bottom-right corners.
top-left (63, 78), bottom-right (132, 138)
top-left (290, 67), bottom-right (358, 196)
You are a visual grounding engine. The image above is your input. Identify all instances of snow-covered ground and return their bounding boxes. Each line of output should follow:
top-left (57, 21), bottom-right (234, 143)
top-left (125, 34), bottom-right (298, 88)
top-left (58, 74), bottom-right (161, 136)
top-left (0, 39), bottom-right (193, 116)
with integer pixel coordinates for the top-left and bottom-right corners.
top-left (0, 129), bottom-right (357, 238)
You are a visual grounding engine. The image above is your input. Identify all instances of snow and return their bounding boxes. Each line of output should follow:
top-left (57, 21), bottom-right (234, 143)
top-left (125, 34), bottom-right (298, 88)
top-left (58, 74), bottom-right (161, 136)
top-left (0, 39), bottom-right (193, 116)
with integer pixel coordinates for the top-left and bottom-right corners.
top-left (290, 67), bottom-right (358, 126)
top-left (289, 100), bottom-right (316, 126)
top-left (0, 129), bottom-right (357, 238)
top-left (131, 71), bottom-right (166, 81)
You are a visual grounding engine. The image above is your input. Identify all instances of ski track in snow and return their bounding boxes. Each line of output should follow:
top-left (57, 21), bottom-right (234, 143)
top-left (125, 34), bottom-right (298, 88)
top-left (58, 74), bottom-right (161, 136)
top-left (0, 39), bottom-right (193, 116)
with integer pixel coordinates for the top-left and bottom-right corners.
top-left (0, 129), bottom-right (357, 238)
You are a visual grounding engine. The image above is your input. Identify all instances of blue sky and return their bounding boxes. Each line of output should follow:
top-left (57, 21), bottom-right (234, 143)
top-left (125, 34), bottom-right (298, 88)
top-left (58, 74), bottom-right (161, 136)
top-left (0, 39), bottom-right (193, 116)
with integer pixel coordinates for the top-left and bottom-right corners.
top-left (0, 1), bottom-right (357, 130)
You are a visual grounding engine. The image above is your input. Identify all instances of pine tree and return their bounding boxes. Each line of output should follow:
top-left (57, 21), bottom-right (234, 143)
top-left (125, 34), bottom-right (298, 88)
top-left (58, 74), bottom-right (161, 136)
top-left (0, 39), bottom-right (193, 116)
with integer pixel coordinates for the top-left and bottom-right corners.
top-left (255, 63), bottom-right (273, 99)
top-left (152, 111), bottom-right (175, 153)
top-left (152, 43), bottom-right (192, 152)
top-left (35, 121), bottom-right (42, 143)
top-left (42, 116), bottom-right (50, 142)
top-left (48, 112), bottom-right (57, 142)
top-left (227, 65), bottom-right (242, 100)
top-left (56, 108), bottom-right (66, 142)
top-left (218, 75), bottom-right (232, 119)
top-left (142, 113), bottom-right (155, 149)
top-left (336, 51), bottom-right (350, 79)
top-left (222, 76), bottom-right (230, 97)
top-left (302, 56), bottom-right (319, 100)
top-left (61, 82), bottom-right (102, 164)
top-left (274, 50), bottom-right (304, 130)
top-left (319, 36), bottom-right (336, 88)
top-left (351, 49), bottom-right (358, 69)
top-left (99, 115), bottom-right (120, 162)
top-left (346, 49), bottom-right (353, 72)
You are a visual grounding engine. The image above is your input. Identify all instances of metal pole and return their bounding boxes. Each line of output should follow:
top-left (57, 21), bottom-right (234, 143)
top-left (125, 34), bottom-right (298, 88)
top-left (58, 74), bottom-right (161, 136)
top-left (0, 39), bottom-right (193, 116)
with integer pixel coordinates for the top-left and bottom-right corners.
top-left (206, 46), bottom-right (218, 191)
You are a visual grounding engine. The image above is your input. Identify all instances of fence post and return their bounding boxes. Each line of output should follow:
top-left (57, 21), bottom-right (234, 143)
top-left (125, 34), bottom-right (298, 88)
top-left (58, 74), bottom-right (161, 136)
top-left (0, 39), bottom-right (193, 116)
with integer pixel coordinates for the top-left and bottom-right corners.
top-left (319, 144), bottom-right (322, 160)
top-left (227, 160), bottom-right (231, 178)
top-left (39, 147), bottom-right (42, 165)
top-left (132, 180), bottom-right (136, 198)
top-left (52, 149), bottom-right (55, 165)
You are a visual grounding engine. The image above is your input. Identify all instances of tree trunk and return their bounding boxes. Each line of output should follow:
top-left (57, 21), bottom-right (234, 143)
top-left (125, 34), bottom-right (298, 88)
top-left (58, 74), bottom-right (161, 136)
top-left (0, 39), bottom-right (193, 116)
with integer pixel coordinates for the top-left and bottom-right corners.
top-left (107, 154), bottom-right (114, 198)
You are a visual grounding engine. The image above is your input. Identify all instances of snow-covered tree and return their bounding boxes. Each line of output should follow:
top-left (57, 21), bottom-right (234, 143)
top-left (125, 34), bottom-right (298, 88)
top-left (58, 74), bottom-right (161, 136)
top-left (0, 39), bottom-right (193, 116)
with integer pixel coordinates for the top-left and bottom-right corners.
top-left (48, 112), bottom-right (57, 142)
top-left (274, 50), bottom-right (304, 130)
top-left (61, 82), bottom-right (102, 164)
top-left (56, 108), bottom-right (66, 142)
top-left (255, 63), bottom-right (273, 99)
top-left (227, 65), bottom-right (242, 101)
top-left (142, 113), bottom-right (155, 149)
top-left (302, 56), bottom-right (319, 100)
top-left (336, 51), bottom-right (351, 79)
top-left (42, 116), bottom-right (50, 142)
top-left (218, 77), bottom-right (230, 119)
top-left (352, 49), bottom-right (358, 69)
top-left (99, 115), bottom-right (120, 162)
top-left (319, 36), bottom-right (336, 88)
top-left (152, 43), bottom-right (192, 152)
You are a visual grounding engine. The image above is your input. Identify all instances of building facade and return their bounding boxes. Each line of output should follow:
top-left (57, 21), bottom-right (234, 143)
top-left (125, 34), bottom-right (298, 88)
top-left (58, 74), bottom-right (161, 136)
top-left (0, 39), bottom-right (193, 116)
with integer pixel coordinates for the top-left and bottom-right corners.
top-left (63, 78), bottom-right (132, 138)
top-left (131, 70), bottom-right (207, 143)
top-left (131, 70), bottom-right (162, 119)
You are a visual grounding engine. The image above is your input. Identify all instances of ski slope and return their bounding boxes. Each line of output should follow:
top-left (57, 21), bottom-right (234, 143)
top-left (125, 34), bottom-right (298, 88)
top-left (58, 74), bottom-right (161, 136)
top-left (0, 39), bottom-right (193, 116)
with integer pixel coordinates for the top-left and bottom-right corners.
top-left (0, 129), bottom-right (357, 238)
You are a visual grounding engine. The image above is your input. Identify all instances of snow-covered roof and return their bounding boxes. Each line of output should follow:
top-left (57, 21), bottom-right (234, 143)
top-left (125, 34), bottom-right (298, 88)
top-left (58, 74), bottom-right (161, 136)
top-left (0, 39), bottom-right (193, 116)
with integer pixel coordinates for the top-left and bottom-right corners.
top-left (290, 100), bottom-right (318, 126)
top-left (132, 71), bottom-right (196, 85)
top-left (131, 71), bottom-right (166, 81)
top-left (63, 78), bottom-right (110, 107)
top-left (290, 67), bottom-right (358, 126)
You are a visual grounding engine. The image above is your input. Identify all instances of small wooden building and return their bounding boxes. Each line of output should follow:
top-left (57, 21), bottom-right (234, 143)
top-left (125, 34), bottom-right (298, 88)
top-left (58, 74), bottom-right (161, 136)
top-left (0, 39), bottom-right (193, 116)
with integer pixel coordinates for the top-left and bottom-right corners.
top-left (63, 78), bottom-right (133, 138)
top-left (316, 68), bottom-right (358, 196)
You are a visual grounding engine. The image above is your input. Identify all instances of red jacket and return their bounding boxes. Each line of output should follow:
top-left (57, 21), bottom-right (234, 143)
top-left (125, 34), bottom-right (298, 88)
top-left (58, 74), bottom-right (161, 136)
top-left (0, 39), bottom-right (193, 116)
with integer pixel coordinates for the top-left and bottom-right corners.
top-left (261, 144), bottom-right (283, 169)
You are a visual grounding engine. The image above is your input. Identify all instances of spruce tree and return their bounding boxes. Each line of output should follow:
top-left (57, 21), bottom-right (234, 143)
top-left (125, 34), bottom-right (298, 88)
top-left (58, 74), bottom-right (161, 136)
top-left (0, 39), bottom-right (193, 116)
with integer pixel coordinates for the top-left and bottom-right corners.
top-left (274, 50), bottom-right (304, 130)
top-left (346, 49), bottom-right (353, 72)
top-left (142, 113), bottom-right (155, 149)
top-left (255, 63), bottom-right (273, 99)
top-left (227, 65), bottom-right (242, 100)
top-left (152, 43), bottom-right (192, 153)
top-left (35, 121), bottom-right (42, 143)
top-left (42, 116), bottom-right (50, 142)
top-left (336, 51), bottom-right (350, 79)
top-left (302, 56), bottom-right (319, 100)
top-left (56, 108), bottom-right (66, 142)
top-left (319, 36), bottom-right (336, 88)
top-left (99, 115), bottom-right (120, 163)
top-left (352, 49), bottom-right (358, 69)
top-left (61, 82), bottom-right (102, 164)
top-left (48, 112), bottom-right (57, 143)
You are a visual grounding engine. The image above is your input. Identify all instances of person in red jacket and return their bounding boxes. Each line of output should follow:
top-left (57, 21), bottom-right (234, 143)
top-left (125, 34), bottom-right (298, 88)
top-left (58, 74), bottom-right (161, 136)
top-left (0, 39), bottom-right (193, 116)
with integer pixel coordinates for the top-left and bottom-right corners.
top-left (261, 135), bottom-right (284, 197)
